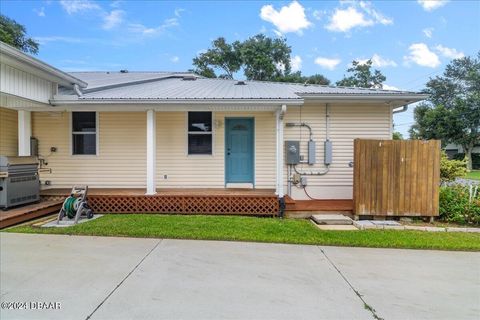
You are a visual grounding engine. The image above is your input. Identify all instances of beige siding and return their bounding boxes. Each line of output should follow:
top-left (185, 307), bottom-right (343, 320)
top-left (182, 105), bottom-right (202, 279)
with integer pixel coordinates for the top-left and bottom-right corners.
top-left (30, 104), bottom-right (391, 197)
top-left (33, 112), bottom-right (146, 188)
top-left (156, 111), bottom-right (276, 188)
top-left (284, 103), bottom-right (392, 200)
top-left (0, 107), bottom-right (18, 156)
top-left (0, 63), bottom-right (53, 103)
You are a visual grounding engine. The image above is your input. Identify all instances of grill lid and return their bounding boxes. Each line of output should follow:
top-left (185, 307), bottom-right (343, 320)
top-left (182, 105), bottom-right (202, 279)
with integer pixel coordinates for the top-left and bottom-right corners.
top-left (0, 156), bottom-right (39, 168)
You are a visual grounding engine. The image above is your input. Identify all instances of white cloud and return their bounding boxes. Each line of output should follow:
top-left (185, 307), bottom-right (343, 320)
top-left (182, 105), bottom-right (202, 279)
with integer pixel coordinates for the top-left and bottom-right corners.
top-left (417, 0), bottom-right (448, 11)
top-left (422, 27), bottom-right (434, 38)
top-left (170, 56), bottom-right (179, 63)
top-left (325, 1), bottom-right (392, 32)
top-left (382, 84), bottom-right (401, 91)
top-left (110, 0), bottom-right (123, 8)
top-left (435, 45), bottom-right (465, 59)
top-left (326, 7), bottom-right (372, 32)
top-left (34, 7), bottom-right (46, 17)
top-left (174, 8), bottom-right (185, 17)
top-left (404, 43), bottom-right (441, 68)
top-left (59, 0), bottom-right (100, 14)
top-left (260, 1), bottom-right (312, 34)
top-left (291, 55), bottom-right (302, 72)
top-left (102, 10), bottom-right (124, 29)
top-left (34, 36), bottom-right (89, 45)
top-left (314, 57), bottom-right (341, 70)
top-left (312, 10), bottom-right (325, 21)
top-left (358, 1), bottom-right (393, 25)
top-left (128, 18), bottom-right (179, 36)
top-left (359, 54), bottom-right (397, 67)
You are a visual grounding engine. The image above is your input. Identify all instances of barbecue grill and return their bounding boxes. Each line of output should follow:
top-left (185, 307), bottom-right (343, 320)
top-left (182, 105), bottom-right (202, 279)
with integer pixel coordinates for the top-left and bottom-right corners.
top-left (0, 156), bottom-right (40, 209)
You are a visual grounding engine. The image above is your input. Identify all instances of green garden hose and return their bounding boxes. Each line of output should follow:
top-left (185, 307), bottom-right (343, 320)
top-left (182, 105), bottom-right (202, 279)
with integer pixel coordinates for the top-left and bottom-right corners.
top-left (63, 196), bottom-right (79, 219)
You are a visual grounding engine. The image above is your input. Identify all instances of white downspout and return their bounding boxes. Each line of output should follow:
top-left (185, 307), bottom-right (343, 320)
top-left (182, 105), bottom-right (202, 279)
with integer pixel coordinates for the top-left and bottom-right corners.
top-left (146, 109), bottom-right (156, 195)
top-left (18, 110), bottom-right (31, 156)
top-left (276, 105), bottom-right (286, 198)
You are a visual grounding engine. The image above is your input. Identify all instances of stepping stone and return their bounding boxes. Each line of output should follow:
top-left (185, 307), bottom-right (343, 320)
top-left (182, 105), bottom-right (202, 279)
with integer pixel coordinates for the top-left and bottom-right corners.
top-left (314, 224), bottom-right (358, 231)
top-left (352, 220), bottom-right (376, 230)
top-left (370, 220), bottom-right (401, 226)
top-left (311, 214), bottom-right (353, 225)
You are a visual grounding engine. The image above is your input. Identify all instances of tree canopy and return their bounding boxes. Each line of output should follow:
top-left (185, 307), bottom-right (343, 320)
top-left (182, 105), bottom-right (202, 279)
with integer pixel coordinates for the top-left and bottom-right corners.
top-left (273, 71), bottom-right (331, 85)
top-left (336, 60), bottom-right (386, 88)
top-left (0, 14), bottom-right (39, 54)
top-left (192, 34), bottom-right (330, 84)
top-left (409, 52), bottom-right (480, 171)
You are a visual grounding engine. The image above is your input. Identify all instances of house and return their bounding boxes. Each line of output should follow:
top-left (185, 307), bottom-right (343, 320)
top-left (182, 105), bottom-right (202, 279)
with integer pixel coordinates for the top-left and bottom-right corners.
top-left (0, 42), bottom-right (427, 214)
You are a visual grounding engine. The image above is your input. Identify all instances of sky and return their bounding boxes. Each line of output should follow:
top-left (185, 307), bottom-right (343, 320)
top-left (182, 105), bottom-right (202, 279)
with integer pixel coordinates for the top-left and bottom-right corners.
top-left (1, 0), bottom-right (479, 137)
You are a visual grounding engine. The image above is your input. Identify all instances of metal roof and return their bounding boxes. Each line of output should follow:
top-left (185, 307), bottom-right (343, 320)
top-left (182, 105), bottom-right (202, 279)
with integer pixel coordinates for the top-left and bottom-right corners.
top-left (68, 71), bottom-right (197, 91)
top-left (64, 72), bottom-right (424, 101)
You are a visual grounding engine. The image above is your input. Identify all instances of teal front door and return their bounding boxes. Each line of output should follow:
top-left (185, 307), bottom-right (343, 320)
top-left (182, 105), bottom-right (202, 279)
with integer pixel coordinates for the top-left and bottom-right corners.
top-left (225, 118), bottom-right (254, 184)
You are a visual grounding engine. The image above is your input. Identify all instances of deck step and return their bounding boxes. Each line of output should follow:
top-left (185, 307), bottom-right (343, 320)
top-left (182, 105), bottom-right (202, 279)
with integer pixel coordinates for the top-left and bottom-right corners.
top-left (0, 200), bottom-right (63, 229)
top-left (311, 214), bottom-right (353, 225)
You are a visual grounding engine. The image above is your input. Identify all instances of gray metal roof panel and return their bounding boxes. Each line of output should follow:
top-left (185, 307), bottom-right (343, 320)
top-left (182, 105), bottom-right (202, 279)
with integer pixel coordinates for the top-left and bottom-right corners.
top-left (66, 72), bottom-right (422, 101)
top-left (68, 71), bottom-right (196, 90)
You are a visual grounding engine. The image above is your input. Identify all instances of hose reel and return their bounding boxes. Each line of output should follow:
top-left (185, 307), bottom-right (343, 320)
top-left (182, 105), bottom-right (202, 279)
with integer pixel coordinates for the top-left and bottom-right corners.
top-left (57, 186), bottom-right (94, 224)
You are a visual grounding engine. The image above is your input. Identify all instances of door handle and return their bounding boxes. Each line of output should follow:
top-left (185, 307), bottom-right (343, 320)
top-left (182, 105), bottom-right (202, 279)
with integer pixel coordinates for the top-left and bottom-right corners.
top-left (227, 152), bottom-right (231, 156)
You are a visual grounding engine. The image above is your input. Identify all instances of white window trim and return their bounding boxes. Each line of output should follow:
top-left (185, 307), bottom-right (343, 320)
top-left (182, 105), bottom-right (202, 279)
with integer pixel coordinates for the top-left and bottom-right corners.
top-left (70, 111), bottom-right (99, 157)
top-left (185, 111), bottom-right (215, 157)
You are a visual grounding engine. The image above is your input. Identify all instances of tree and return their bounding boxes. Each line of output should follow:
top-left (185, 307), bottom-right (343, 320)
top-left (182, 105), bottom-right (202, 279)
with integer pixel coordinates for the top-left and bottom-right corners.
top-left (409, 53), bottom-right (480, 171)
top-left (0, 14), bottom-right (39, 54)
top-left (273, 71), bottom-right (331, 85)
top-left (392, 131), bottom-right (404, 140)
top-left (192, 37), bottom-right (242, 79)
top-left (240, 34), bottom-right (291, 81)
top-left (192, 34), bottom-right (292, 81)
top-left (336, 60), bottom-right (386, 88)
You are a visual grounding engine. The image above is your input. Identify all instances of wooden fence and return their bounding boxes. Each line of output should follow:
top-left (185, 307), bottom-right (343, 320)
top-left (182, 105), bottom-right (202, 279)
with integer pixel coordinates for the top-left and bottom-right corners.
top-left (353, 139), bottom-right (441, 217)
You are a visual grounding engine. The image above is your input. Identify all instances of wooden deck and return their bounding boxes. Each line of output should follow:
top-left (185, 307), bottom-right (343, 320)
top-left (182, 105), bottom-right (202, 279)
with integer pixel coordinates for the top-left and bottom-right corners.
top-left (284, 196), bottom-right (353, 218)
top-left (41, 188), bottom-right (279, 216)
top-left (0, 200), bottom-right (63, 229)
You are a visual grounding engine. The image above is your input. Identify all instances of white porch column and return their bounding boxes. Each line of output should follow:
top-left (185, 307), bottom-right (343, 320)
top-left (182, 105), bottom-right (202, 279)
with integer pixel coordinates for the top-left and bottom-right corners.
top-left (275, 105), bottom-right (286, 198)
top-left (18, 110), bottom-right (31, 156)
top-left (146, 109), bottom-right (156, 195)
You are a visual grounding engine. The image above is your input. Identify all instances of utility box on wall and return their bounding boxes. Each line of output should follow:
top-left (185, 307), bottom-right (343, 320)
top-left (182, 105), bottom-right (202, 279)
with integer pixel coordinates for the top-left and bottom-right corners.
top-left (285, 141), bottom-right (300, 164)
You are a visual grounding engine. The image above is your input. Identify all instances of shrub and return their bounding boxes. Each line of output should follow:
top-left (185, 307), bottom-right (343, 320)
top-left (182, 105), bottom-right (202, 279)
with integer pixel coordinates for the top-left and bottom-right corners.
top-left (453, 153), bottom-right (480, 170)
top-left (440, 151), bottom-right (467, 182)
top-left (439, 185), bottom-right (480, 225)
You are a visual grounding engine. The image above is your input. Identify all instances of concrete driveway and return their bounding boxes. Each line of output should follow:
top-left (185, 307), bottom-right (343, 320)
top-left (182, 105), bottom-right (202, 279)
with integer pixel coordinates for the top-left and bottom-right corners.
top-left (1, 233), bottom-right (479, 320)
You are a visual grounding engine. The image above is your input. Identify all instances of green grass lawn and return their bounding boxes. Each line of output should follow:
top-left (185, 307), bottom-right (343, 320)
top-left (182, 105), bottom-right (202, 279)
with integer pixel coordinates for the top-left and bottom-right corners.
top-left (466, 170), bottom-right (480, 180)
top-left (5, 214), bottom-right (480, 251)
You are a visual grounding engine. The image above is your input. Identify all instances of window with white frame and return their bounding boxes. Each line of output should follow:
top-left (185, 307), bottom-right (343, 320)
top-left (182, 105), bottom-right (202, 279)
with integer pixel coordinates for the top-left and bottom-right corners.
top-left (188, 112), bottom-right (212, 155)
top-left (72, 112), bottom-right (97, 155)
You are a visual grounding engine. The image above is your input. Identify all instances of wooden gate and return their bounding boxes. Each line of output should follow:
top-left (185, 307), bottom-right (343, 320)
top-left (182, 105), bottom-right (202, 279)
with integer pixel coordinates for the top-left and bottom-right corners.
top-left (353, 139), bottom-right (440, 217)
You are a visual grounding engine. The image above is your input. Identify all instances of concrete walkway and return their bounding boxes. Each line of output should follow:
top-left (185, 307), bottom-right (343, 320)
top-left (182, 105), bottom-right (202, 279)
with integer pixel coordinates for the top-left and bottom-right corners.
top-left (1, 233), bottom-right (479, 320)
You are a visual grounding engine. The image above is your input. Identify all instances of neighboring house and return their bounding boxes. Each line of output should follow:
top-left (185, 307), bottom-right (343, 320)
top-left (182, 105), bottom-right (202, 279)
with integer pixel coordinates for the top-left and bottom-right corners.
top-left (0, 42), bottom-right (427, 201)
top-left (445, 143), bottom-right (480, 158)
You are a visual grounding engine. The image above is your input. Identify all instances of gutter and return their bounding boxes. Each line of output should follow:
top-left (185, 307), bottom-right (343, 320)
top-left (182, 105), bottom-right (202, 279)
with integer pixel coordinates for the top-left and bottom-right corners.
top-left (393, 105), bottom-right (408, 114)
top-left (50, 98), bottom-right (305, 106)
top-left (299, 93), bottom-right (429, 102)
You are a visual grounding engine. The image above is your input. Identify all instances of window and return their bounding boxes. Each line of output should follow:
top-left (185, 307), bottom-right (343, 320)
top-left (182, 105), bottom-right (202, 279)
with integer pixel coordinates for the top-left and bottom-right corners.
top-left (72, 112), bottom-right (97, 155)
top-left (188, 112), bottom-right (212, 155)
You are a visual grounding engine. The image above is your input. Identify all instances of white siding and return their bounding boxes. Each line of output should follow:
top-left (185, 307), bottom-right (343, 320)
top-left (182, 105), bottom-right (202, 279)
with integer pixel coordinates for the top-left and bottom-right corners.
top-left (284, 103), bottom-right (392, 200)
top-left (156, 111), bottom-right (276, 189)
top-left (33, 112), bottom-right (147, 188)
top-left (0, 63), bottom-right (53, 103)
top-left (0, 107), bottom-right (18, 156)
